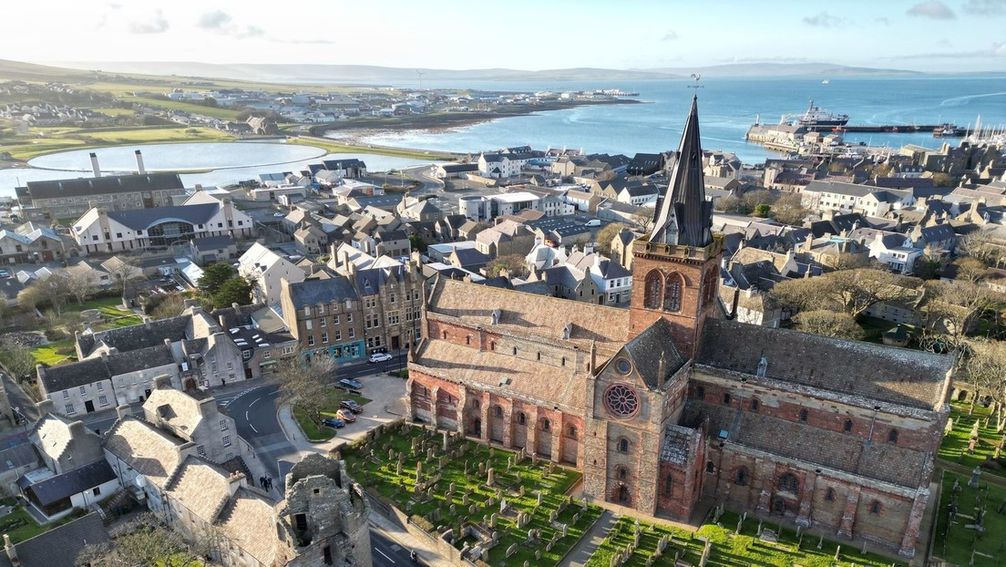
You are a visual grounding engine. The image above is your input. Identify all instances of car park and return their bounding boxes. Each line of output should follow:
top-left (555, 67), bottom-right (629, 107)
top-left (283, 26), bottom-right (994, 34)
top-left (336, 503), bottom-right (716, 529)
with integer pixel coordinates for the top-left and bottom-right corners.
top-left (340, 400), bottom-right (363, 413)
top-left (338, 378), bottom-right (363, 390)
top-left (322, 417), bottom-right (345, 429)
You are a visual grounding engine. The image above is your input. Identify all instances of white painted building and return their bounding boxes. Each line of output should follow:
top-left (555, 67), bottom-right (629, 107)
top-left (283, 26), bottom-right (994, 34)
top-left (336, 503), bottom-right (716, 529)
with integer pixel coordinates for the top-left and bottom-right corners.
top-left (238, 242), bottom-right (305, 310)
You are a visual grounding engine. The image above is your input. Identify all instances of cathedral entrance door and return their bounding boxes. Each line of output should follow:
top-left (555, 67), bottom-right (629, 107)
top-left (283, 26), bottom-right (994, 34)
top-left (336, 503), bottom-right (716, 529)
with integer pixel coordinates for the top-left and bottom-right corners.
top-left (618, 485), bottom-right (631, 505)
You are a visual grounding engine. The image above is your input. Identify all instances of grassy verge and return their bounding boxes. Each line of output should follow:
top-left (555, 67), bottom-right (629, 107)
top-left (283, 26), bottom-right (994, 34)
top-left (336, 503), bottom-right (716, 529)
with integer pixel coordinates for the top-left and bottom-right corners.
top-left (933, 470), bottom-right (1006, 566)
top-left (32, 339), bottom-right (76, 366)
top-left (344, 424), bottom-right (602, 566)
top-left (293, 389), bottom-right (371, 442)
top-left (587, 513), bottom-right (903, 567)
top-left (0, 506), bottom-right (85, 544)
top-left (290, 136), bottom-right (458, 161)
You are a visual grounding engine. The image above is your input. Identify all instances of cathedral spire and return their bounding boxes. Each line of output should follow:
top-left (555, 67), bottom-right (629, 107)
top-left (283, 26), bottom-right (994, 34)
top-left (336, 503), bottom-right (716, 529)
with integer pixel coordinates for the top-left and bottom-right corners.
top-left (649, 95), bottom-right (713, 247)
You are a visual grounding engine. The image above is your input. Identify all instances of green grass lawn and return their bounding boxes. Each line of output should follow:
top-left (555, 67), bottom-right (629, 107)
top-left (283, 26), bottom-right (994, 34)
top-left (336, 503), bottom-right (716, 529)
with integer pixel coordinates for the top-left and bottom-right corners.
top-left (1, 125), bottom-right (235, 160)
top-left (126, 96), bottom-right (242, 120)
top-left (293, 389), bottom-right (371, 442)
top-left (291, 136), bottom-right (459, 161)
top-left (0, 506), bottom-right (85, 544)
top-left (587, 513), bottom-right (904, 567)
top-left (933, 470), bottom-right (1006, 566)
top-left (939, 402), bottom-right (1004, 472)
top-left (344, 424), bottom-right (603, 566)
top-left (31, 339), bottom-right (76, 366)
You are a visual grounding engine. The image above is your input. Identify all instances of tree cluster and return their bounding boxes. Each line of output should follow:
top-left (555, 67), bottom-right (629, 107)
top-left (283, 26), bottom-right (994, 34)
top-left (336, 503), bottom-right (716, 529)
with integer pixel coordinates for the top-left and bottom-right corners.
top-left (714, 190), bottom-right (810, 226)
top-left (486, 254), bottom-right (530, 279)
top-left (278, 354), bottom-right (336, 422)
top-left (197, 262), bottom-right (252, 310)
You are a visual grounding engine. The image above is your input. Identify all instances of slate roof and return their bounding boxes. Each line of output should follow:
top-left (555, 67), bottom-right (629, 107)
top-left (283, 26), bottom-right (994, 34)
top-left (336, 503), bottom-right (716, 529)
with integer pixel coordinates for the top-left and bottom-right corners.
top-left (19, 459), bottom-right (115, 506)
top-left (659, 425), bottom-right (695, 465)
top-left (77, 314), bottom-right (192, 357)
top-left (696, 319), bottom-right (953, 410)
top-left (0, 513), bottom-right (109, 567)
top-left (616, 318), bottom-right (686, 389)
top-left (287, 276), bottom-right (358, 308)
top-left (40, 344), bottom-right (176, 393)
top-left (218, 488), bottom-right (288, 566)
top-left (18, 173), bottom-right (183, 201)
top-left (165, 456), bottom-right (233, 523)
top-left (106, 203), bottom-right (219, 231)
top-left (190, 234), bottom-right (236, 251)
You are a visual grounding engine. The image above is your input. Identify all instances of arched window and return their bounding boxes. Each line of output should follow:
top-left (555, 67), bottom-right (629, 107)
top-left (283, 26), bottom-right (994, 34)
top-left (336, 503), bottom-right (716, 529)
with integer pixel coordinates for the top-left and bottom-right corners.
top-left (540, 418), bottom-right (550, 432)
top-left (703, 267), bottom-right (718, 306)
top-left (466, 335), bottom-right (471, 345)
top-left (663, 273), bottom-right (683, 312)
top-left (799, 409), bottom-right (808, 422)
top-left (643, 270), bottom-right (663, 309)
top-left (664, 475), bottom-right (673, 496)
top-left (617, 438), bottom-right (630, 453)
top-left (490, 341), bottom-right (496, 351)
top-left (705, 461), bottom-right (715, 473)
top-left (888, 429), bottom-right (899, 444)
top-left (493, 405), bottom-right (503, 418)
top-left (824, 488), bottom-right (835, 502)
top-left (735, 467), bottom-right (749, 486)
top-left (843, 419), bottom-right (853, 433)
top-left (472, 399), bottom-right (480, 409)
top-left (869, 500), bottom-right (882, 515)
top-left (751, 398), bottom-right (760, 412)
top-left (722, 392), bottom-right (731, 405)
top-left (777, 473), bottom-right (799, 494)
top-left (517, 412), bottom-right (526, 425)
top-left (442, 330), bottom-right (448, 340)
top-left (616, 466), bottom-right (628, 481)
top-left (512, 347), bottom-right (517, 356)
top-left (566, 425), bottom-right (577, 439)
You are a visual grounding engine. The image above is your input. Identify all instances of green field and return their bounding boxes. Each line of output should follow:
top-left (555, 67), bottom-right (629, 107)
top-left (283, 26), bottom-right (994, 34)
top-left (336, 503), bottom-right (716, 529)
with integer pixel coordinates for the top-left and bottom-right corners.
top-left (290, 136), bottom-right (460, 161)
top-left (587, 513), bottom-right (903, 567)
top-left (126, 96), bottom-right (242, 120)
top-left (1, 125), bottom-right (234, 160)
top-left (344, 424), bottom-right (603, 566)
top-left (933, 470), bottom-right (1006, 566)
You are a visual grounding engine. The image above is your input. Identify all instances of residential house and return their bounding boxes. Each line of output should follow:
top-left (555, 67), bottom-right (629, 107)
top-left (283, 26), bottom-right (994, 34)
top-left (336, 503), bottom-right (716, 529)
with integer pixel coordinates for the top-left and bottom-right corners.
top-left (238, 242), bottom-right (306, 309)
top-left (474, 219), bottom-right (535, 258)
top-left (0, 512), bottom-right (109, 567)
top-left (188, 235), bottom-right (238, 266)
top-left (542, 248), bottom-right (632, 305)
top-left (849, 228), bottom-right (924, 274)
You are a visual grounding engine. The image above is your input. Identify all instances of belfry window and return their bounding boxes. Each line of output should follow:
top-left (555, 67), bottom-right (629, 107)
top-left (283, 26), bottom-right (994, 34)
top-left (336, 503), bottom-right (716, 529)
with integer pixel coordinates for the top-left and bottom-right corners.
top-left (643, 270), bottom-right (663, 309)
top-left (663, 273), bottom-right (682, 312)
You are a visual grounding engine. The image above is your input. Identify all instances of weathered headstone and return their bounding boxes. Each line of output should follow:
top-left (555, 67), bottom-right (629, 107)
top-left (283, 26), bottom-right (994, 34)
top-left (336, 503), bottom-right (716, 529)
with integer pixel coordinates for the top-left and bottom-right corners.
top-left (487, 467), bottom-right (495, 486)
top-left (970, 466), bottom-right (982, 488)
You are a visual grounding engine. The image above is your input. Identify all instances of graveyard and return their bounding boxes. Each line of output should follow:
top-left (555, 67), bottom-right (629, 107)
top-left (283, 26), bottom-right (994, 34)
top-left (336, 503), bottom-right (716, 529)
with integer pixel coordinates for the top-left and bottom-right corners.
top-left (586, 512), bottom-right (904, 567)
top-left (933, 470), bottom-right (1006, 566)
top-left (341, 423), bottom-right (604, 566)
top-left (938, 401), bottom-right (1005, 471)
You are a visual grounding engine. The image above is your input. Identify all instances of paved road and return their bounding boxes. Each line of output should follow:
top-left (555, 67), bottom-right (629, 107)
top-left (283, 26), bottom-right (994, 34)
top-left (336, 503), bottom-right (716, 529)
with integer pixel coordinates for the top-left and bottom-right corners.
top-left (372, 529), bottom-right (423, 566)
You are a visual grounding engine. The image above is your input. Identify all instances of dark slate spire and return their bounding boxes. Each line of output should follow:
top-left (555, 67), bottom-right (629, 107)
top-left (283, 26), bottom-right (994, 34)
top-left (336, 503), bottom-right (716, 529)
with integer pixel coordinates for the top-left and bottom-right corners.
top-left (649, 95), bottom-right (713, 247)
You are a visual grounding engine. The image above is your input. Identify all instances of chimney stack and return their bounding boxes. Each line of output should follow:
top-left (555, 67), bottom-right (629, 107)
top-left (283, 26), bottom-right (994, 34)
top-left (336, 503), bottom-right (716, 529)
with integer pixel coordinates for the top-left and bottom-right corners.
top-left (134, 150), bottom-right (146, 175)
top-left (89, 152), bottom-right (101, 178)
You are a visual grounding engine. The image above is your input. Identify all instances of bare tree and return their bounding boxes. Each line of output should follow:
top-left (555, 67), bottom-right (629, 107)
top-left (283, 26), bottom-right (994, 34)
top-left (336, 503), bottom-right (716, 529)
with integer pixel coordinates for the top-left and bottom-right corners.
top-left (18, 273), bottom-right (74, 317)
top-left (960, 231), bottom-right (1006, 269)
top-left (106, 260), bottom-right (143, 298)
top-left (918, 280), bottom-right (1001, 348)
top-left (961, 339), bottom-right (1006, 428)
top-left (0, 343), bottom-right (35, 382)
top-left (594, 222), bottom-right (627, 256)
top-left (954, 257), bottom-right (990, 283)
top-left (277, 354), bottom-right (336, 423)
top-left (771, 268), bottom-right (921, 319)
top-left (792, 310), bottom-right (864, 340)
top-left (66, 271), bottom-right (96, 305)
top-left (75, 513), bottom-right (205, 567)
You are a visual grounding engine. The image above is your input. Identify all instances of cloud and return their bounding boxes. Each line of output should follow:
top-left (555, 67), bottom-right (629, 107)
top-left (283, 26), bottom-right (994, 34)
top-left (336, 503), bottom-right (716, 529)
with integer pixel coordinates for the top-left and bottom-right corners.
top-left (660, 30), bottom-right (679, 41)
top-left (237, 25), bottom-right (265, 39)
top-left (906, 1), bottom-right (956, 19)
top-left (198, 10), bottom-right (232, 29)
top-left (129, 10), bottom-right (169, 34)
top-left (802, 12), bottom-right (846, 28)
top-left (963, 0), bottom-right (1006, 15)
top-left (874, 17), bottom-right (891, 25)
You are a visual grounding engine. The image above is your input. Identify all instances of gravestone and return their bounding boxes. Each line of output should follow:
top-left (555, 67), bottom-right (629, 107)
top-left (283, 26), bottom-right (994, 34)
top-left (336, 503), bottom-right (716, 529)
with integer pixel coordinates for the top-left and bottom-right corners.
top-left (536, 491), bottom-right (543, 505)
top-left (489, 513), bottom-right (497, 527)
top-left (487, 468), bottom-right (495, 486)
top-left (759, 529), bottom-right (778, 543)
top-left (561, 523), bottom-right (568, 537)
top-left (970, 466), bottom-right (982, 488)
top-left (505, 544), bottom-right (518, 558)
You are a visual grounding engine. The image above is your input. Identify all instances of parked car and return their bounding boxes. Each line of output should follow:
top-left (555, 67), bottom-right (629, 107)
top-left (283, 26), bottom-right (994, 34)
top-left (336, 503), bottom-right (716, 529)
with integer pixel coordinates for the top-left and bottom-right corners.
top-left (339, 378), bottom-right (363, 390)
top-left (340, 399), bottom-right (363, 413)
top-left (322, 417), bottom-right (345, 429)
top-left (368, 352), bottom-right (393, 363)
top-left (336, 409), bottom-right (356, 423)
top-left (0, 270), bottom-right (10, 278)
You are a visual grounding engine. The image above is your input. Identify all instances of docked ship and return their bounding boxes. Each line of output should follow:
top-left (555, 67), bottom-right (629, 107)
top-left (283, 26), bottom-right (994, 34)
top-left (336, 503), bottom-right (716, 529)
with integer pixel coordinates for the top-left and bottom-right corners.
top-left (788, 100), bottom-right (849, 128)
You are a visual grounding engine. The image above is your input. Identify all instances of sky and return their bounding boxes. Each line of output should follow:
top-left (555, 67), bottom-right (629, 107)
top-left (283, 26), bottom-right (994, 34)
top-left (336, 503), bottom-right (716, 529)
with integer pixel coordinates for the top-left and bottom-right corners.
top-left (5, 0), bottom-right (1006, 73)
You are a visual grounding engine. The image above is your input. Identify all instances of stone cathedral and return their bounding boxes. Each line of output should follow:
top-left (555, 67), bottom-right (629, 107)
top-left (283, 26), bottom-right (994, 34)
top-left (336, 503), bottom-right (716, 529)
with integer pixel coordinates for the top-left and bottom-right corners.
top-left (406, 96), bottom-right (953, 558)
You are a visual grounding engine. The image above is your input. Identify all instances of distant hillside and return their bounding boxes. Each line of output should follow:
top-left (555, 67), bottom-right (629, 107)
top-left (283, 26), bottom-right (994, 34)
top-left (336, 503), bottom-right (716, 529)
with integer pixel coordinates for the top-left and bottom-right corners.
top-left (644, 62), bottom-right (922, 77)
top-left (0, 59), bottom-right (90, 81)
top-left (53, 61), bottom-right (682, 84)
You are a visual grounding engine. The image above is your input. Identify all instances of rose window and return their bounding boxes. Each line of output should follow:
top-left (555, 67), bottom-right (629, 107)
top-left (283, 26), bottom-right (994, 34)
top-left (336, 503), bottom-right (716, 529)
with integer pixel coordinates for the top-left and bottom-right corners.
top-left (604, 383), bottom-right (640, 418)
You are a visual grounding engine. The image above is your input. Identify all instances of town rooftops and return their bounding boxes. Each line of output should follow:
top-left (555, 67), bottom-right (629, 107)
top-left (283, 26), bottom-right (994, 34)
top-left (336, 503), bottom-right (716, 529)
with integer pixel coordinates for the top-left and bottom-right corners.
top-left (103, 416), bottom-right (187, 487)
top-left (803, 179), bottom-right (875, 197)
top-left (102, 203), bottom-right (221, 231)
top-left (76, 313), bottom-right (194, 357)
top-left (16, 173), bottom-right (183, 201)
top-left (287, 275), bottom-right (358, 308)
top-left (696, 318), bottom-right (953, 410)
top-left (190, 234), bottom-right (236, 251)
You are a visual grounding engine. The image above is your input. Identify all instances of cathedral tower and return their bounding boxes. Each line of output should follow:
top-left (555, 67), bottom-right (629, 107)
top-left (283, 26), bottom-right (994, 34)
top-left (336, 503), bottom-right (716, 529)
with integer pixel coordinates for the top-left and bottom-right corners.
top-left (628, 95), bottom-right (723, 357)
